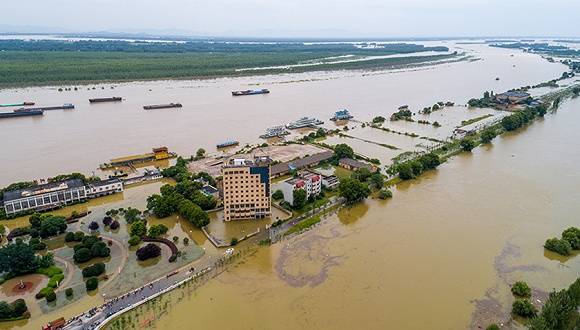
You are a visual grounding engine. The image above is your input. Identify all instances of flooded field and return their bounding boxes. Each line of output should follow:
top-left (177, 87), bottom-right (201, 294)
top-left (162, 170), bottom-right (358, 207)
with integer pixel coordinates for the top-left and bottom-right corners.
top-left (0, 43), bottom-right (568, 186)
top-left (114, 97), bottom-right (580, 330)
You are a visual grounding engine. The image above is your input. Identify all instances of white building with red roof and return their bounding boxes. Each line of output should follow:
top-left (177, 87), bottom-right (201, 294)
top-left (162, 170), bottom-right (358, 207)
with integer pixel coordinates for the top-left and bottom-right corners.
top-left (276, 171), bottom-right (322, 204)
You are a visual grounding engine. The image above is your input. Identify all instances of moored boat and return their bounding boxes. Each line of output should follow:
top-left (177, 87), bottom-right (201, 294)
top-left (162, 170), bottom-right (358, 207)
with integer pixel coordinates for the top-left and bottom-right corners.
top-left (89, 97), bottom-right (122, 103)
top-left (231, 89), bottom-right (270, 96)
top-left (143, 103), bottom-right (182, 110)
top-left (217, 140), bottom-right (240, 148)
top-left (330, 109), bottom-right (353, 121)
top-left (0, 109), bottom-right (44, 119)
top-left (286, 117), bottom-right (324, 129)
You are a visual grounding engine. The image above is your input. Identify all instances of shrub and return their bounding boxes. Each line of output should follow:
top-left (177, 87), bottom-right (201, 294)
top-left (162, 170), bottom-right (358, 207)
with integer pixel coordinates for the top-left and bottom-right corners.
top-left (460, 138), bottom-right (477, 152)
top-left (136, 243), bottom-right (161, 261)
top-left (272, 190), bottom-right (284, 200)
top-left (45, 290), bottom-right (57, 303)
top-left (128, 235), bottom-right (141, 246)
top-left (561, 227), bottom-right (580, 250)
top-left (73, 248), bottom-right (92, 263)
top-left (512, 299), bottom-right (536, 317)
top-left (130, 221), bottom-right (147, 237)
top-left (88, 221), bottom-right (99, 231)
top-left (183, 237), bottom-right (189, 245)
top-left (378, 188), bottom-right (393, 199)
top-left (544, 238), bottom-right (572, 256)
top-left (74, 231), bottom-right (85, 241)
top-left (148, 224), bottom-right (169, 238)
top-left (511, 281), bottom-right (531, 297)
top-left (172, 236), bottom-right (179, 242)
top-left (82, 263), bottom-right (105, 278)
top-left (109, 221), bottom-right (120, 230)
top-left (485, 324), bottom-right (500, 330)
top-left (102, 216), bottom-right (113, 226)
top-left (65, 288), bottom-right (74, 297)
top-left (35, 287), bottom-right (54, 299)
top-left (11, 299), bottom-right (27, 317)
top-left (85, 277), bottom-right (99, 291)
top-left (230, 238), bottom-right (238, 246)
top-left (64, 232), bottom-right (76, 242)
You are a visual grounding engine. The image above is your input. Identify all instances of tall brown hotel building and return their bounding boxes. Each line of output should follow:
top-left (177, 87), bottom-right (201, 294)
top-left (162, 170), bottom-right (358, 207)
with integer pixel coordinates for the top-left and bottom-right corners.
top-left (222, 158), bottom-right (271, 221)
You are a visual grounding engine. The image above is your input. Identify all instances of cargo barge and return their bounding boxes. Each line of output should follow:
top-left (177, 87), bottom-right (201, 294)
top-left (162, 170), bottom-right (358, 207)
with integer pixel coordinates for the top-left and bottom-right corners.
top-left (330, 109), bottom-right (353, 121)
top-left (260, 126), bottom-right (290, 139)
top-left (231, 89), bottom-right (270, 96)
top-left (0, 110), bottom-right (44, 119)
top-left (0, 102), bottom-right (34, 107)
top-left (286, 117), bottom-right (324, 129)
top-left (15, 103), bottom-right (74, 112)
top-left (101, 147), bottom-right (176, 169)
top-left (89, 97), bottom-right (122, 103)
top-left (216, 140), bottom-right (239, 149)
top-left (143, 103), bottom-right (182, 110)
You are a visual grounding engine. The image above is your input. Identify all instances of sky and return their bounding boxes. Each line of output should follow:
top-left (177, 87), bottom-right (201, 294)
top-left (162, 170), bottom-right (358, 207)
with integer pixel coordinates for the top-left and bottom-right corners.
top-left (2, 0), bottom-right (579, 38)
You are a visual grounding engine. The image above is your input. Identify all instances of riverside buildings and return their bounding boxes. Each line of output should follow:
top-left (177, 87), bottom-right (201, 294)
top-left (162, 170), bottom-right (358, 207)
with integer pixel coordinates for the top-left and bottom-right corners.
top-left (221, 158), bottom-right (271, 221)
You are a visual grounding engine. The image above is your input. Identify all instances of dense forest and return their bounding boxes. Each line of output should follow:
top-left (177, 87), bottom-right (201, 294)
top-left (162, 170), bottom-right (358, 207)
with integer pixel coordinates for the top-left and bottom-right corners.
top-left (0, 40), bottom-right (454, 87)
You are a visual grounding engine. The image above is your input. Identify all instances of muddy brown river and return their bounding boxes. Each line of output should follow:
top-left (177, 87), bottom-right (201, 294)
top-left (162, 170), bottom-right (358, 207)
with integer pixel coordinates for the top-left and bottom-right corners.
top-left (114, 97), bottom-right (580, 330)
top-left (0, 41), bottom-right (578, 329)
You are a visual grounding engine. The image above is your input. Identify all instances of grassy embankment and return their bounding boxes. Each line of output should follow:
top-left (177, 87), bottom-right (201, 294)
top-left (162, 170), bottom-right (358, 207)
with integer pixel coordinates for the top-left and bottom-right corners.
top-left (0, 40), bottom-right (457, 88)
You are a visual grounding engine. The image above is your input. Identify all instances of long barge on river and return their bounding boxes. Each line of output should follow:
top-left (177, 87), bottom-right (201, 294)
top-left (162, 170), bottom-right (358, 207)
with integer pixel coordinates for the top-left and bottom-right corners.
top-left (89, 97), bottom-right (122, 103)
top-left (143, 103), bottom-right (182, 110)
top-left (101, 147), bottom-right (176, 168)
top-left (0, 110), bottom-right (44, 119)
top-left (216, 140), bottom-right (239, 149)
top-left (0, 102), bottom-right (34, 107)
top-left (231, 89), bottom-right (270, 96)
top-left (14, 103), bottom-right (74, 112)
top-left (286, 117), bottom-right (324, 129)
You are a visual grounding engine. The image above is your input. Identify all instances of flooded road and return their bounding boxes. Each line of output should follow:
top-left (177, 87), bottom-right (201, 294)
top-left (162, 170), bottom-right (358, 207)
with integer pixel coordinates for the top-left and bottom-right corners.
top-left (115, 98), bottom-right (580, 329)
top-left (0, 43), bottom-right (567, 186)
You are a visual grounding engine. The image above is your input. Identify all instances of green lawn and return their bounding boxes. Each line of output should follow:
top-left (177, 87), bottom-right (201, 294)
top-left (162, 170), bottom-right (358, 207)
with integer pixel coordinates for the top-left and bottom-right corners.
top-left (285, 216), bottom-right (321, 236)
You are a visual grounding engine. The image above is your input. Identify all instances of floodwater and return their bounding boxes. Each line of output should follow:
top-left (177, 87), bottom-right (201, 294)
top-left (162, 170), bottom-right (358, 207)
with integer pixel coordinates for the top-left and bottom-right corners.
top-left (117, 97), bottom-right (580, 330)
top-left (0, 42), bottom-right (568, 186)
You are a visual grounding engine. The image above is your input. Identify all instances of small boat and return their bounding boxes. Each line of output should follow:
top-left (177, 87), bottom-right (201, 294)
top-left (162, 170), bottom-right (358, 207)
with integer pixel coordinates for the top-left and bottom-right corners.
top-left (231, 89), bottom-right (270, 96)
top-left (143, 103), bottom-right (182, 110)
top-left (217, 140), bottom-right (239, 149)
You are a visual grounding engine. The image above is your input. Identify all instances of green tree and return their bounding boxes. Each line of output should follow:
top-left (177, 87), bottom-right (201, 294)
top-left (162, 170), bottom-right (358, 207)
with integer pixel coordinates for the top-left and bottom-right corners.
top-left (544, 237), bottom-right (572, 256)
top-left (272, 190), bottom-right (284, 200)
top-left (65, 288), bottom-right (74, 297)
top-left (417, 153), bottom-right (440, 170)
top-left (512, 299), bottom-right (536, 317)
top-left (130, 221), bottom-right (147, 237)
top-left (338, 177), bottom-right (370, 204)
top-left (378, 188), bottom-right (393, 199)
top-left (85, 277), bottom-right (99, 291)
top-left (511, 281), bottom-right (531, 297)
top-left (73, 248), bottom-right (92, 263)
top-left (195, 148), bottom-right (206, 159)
top-left (334, 144), bottom-right (354, 160)
top-left (45, 290), bottom-right (57, 303)
top-left (369, 173), bottom-right (384, 189)
top-left (10, 299), bottom-right (27, 317)
top-left (0, 241), bottom-right (38, 275)
top-left (178, 200), bottom-right (209, 228)
top-left (148, 224), bottom-right (169, 238)
top-left (128, 235), bottom-right (141, 246)
top-left (460, 138), bottom-right (477, 152)
top-left (39, 215), bottom-right (67, 239)
top-left (562, 227), bottom-right (580, 250)
top-left (398, 162), bottom-right (415, 180)
top-left (292, 189), bottom-right (307, 209)
top-left (352, 168), bottom-right (372, 181)
top-left (485, 324), bottom-right (499, 330)
top-left (480, 128), bottom-right (498, 144)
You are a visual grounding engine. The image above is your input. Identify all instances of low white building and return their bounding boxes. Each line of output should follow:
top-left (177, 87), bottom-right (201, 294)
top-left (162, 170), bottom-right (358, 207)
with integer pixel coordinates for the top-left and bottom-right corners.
top-left (277, 172), bottom-right (322, 204)
top-left (86, 179), bottom-right (124, 197)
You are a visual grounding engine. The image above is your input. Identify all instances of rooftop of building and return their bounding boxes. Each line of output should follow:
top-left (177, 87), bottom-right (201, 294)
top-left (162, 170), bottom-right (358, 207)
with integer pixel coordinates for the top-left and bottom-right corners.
top-left (201, 185), bottom-right (219, 195)
top-left (270, 150), bottom-right (334, 176)
top-left (285, 172), bottom-right (321, 186)
top-left (339, 157), bottom-right (374, 169)
top-left (87, 178), bottom-right (122, 188)
top-left (3, 179), bottom-right (85, 202)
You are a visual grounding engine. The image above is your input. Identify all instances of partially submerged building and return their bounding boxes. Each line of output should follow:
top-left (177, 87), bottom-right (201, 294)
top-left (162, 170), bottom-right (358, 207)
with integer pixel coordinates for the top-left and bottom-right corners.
top-left (2, 179), bottom-right (87, 216)
top-left (277, 171), bottom-right (322, 204)
top-left (338, 158), bottom-right (378, 173)
top-left (222, 158), bottom-right (271, 221)
top-left (86, 178), bottom-right (124, 198)
top-left (494, 91), bottom-right (531, 105)
top-left (270, 151), bottom-right (334, 178)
